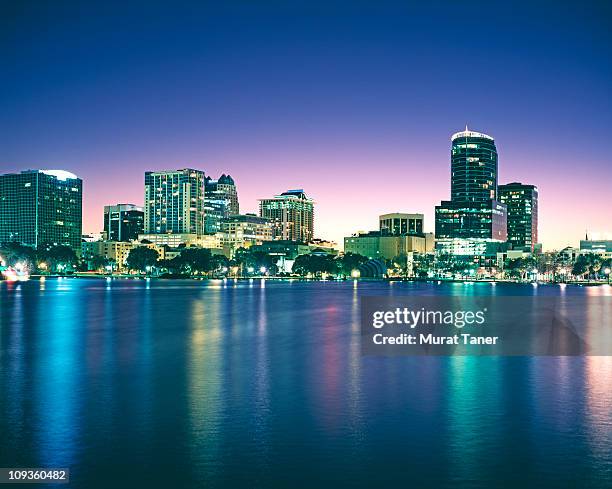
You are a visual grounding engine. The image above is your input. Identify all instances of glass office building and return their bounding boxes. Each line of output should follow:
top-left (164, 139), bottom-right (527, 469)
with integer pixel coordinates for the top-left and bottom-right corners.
top-left (0, 169), bottom-right (82, 250)
top-left (435, 128), bottom-right (508, 263)
top-left (204, 174), bottom-right (239, 233)
top-left (103, 204), bottom-right (144, 241)
top-left (144, 169), bottom-right (205, 235)
top-left (451, 128), bottom-right (498, 203)
top-left (499, 182), bottom-right (538, 251)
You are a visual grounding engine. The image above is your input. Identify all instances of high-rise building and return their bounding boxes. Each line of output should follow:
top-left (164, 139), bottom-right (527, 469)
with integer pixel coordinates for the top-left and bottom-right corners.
top-left (379, 213), bottom-right (424, 235)
top-left (259, 189), bottom-right (314, 243)
top-left (103, 204), bottom-right (144, 241)
top-left (450, 127), bottom-right (499, 202)
top-left (0, 169), bottom-right (82, 250)
top-left (144, 169), bottom-right (205, 235)
top-left (435, 128), bottom-right (507, 261)
top-left (499, 182), bottom-right (538, 251)
top-left (204, 174), bottom-right (239, 233)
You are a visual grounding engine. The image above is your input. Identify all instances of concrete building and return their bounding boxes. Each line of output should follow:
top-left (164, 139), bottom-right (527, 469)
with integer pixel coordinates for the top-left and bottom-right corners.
top-left (580, 239), bottom-right (612, 260)
top-left (144, 169), bottom-right (205, 235)
top-left (259, 189), bottom-right (314, 243)
top-left (379, 213), bottom-right (424, 235)
top-left (0, 169), bottom-right (82, 250)
top-left (137, 233), bottom-right (223, 251)
top-left (220, 214), bottom-right (273, 257)
top-left (81, 240), bottom-right (166, 270)
top-left (344, 231), bottom-right (434, 260)
top-left (103, 204), bottom-right (144, 242)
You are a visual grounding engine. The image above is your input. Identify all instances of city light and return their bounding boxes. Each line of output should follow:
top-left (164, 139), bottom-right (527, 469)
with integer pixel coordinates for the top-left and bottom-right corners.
top-left (351, 269), bottom-right (361, 278)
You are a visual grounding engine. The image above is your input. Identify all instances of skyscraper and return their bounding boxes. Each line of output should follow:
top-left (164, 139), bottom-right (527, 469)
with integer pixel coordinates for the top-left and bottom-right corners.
top-left (450, 128), bottom-right (499, 202)
top-left (144, 169), bottom-right (205, 235)
top-left (259, 189), bottom-right (314, 243)
top-left (0, 169), bottom-right (82, 250)
top-left (103, 204), bottom-right (144, 241)
top-left (435, 128), bottom-right (507, 260)
top-left (204, 174), bottom-right (239, 233)
top-left (499, 182), bottom-right (538, 251)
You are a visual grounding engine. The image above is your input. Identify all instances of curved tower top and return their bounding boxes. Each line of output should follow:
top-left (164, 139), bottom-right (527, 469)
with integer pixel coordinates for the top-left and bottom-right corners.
top-left (450, 127), bottom-right (498, 203)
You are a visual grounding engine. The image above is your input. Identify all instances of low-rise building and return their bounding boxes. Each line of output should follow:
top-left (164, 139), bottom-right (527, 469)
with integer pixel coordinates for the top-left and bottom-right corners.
top-left (137, 233), bottom-right (223, 251)
top-left (220, 214), bottom-right (273, 257)
top-left (344, 232), bottom-right (434, 260)
top-left (82, 240), bottom-right (166, 270)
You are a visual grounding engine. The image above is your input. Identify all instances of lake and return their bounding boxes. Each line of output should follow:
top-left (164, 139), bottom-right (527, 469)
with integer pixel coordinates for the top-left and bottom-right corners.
top-left (1, 279), bottom-right (611, 488)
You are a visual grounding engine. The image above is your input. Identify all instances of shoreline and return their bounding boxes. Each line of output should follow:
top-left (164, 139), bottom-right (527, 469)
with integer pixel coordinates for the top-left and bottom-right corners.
top-left (9, 274), bottom-right (611, 287)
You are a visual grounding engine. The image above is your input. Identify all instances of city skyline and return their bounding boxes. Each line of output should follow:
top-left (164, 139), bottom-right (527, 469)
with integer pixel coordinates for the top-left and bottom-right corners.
top-left (2, 1), bottom-right (611, 250)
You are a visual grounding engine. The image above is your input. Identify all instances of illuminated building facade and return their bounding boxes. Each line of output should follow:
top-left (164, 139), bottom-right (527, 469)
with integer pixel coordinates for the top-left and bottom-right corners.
top-left (435, 128), bottom-right (508, 262)
top-left (103, 204), bottom-right (144, 242)
top-left (0, 169), bottom-right (82, 250)
top-left (204, 174), bottom-right (240, 233)
top-left (499, 182), bottom-right (538, 251)
top-left (259, 189), bottom-right (314, 243)
top-left (144, 169), bottom-right (205, 235)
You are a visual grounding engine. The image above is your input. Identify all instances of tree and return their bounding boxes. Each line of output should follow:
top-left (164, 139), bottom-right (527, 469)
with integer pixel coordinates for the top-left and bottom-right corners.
top-left (0, 242), bottom-right (37, 271)
top-left (41, 245), bottom-right (78, 273)
top-left (90, 254), bottom-right (110, 272)
top-left (572, 254), bottom-right (589, 279)
top-left (233, 248), bottom-right (278, 275)
top-left (292, 254), bottom-right (338, 277)
top-left (178, 248), bottom-right (213, 274)
top-left (336, 252), bottom-right (368, 278)
top-left (126, 247), bottom-right (159, 273)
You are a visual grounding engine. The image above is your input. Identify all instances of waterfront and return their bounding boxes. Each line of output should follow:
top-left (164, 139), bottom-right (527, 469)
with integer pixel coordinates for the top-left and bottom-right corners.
top-left (1, 279), bottom-right (612, 488)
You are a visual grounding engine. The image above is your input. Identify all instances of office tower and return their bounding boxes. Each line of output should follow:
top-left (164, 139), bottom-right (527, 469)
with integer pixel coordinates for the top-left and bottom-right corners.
top-left (435, 128), bottom-right (507, 260)
top-left (259, 189), bottom-right (314, 243)
top-left (379, 213), bottom-right (424, 235)
top-left (499, 182), bottom-right (538, 251)
top-left (103, 204), bottom-right (144, 241)
top-left (204, 174), bottom-right (239, 233)
top-left (0, 169), bottom-right (82, 250)
top-left (450, 127), bottom-right (499, 202)
top-left (144, 169), bottom-right (205, 235)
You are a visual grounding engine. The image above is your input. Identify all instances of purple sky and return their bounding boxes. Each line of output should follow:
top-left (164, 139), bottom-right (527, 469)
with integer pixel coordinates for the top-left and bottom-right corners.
top-left (1, 1), bottom-right (611, 250)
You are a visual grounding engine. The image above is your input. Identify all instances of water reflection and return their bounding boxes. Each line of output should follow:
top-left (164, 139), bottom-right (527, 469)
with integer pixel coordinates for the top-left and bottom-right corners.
top-left (0, 279), bottom-right (611, 488)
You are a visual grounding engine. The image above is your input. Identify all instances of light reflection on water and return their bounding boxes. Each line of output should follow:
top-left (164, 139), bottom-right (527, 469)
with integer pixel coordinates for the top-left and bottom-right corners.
top-left (0, 279), bottom-right (611, 488)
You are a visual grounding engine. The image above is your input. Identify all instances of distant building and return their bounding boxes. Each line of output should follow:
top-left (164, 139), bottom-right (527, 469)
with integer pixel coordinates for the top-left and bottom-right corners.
top-left (434, 128), bottom-right (508, 263)
top-left (144, 169), bottom-right (205, 235)
top-left (249, 240), bottom-right (312, 260)
top-left (344, 231), bottom-right (434, 260)
top-left (580, 239), bottom-right (612, 260)
top-left (379, 213), bottom-right (424, 235)
top-left (137, 233), bottom-right (223, 251)
top-left (103, 204), bottom-right (144, 242)
top-left (204, 174), bottom-right (239, 233)
top-left (220, 214), bottom-right (273, 257)
top-left (499, 182), bottom-right (538, 251)
top-left (259, 189), bottom-right (314, 242)
top-left (308, 238), bottom-right (338, 253)
top-left (82, 240), bottom-right (166, 270)
top-left (0, 169), bottom-right (82, 250)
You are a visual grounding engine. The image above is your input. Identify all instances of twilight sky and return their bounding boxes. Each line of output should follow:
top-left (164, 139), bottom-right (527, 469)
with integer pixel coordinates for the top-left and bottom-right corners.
top-left (1, 1), bottom-right (611, 250)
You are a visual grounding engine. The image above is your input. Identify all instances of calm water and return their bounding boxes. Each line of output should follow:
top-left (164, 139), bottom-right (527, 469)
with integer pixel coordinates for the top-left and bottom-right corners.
top-left (1, 279), bottom-right (612, 488)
